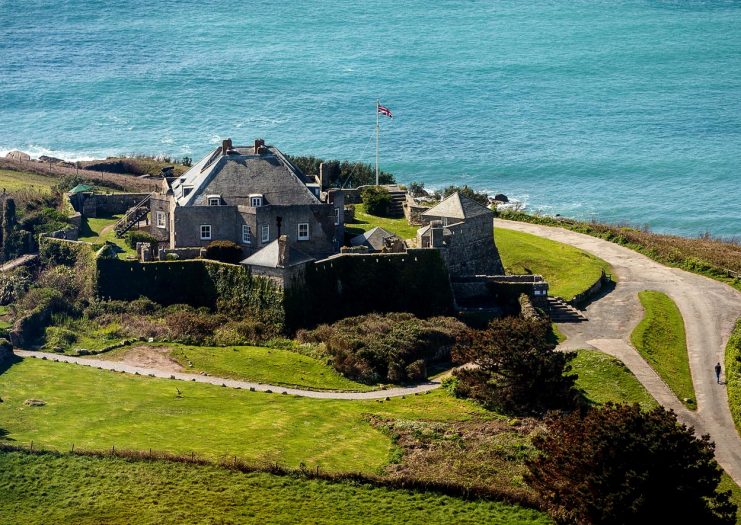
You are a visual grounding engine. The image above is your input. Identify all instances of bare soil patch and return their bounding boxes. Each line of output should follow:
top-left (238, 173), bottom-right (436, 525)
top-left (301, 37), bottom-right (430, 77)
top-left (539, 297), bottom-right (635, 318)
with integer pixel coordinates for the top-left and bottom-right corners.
top-left (111, 345), bottom-right (182, 372)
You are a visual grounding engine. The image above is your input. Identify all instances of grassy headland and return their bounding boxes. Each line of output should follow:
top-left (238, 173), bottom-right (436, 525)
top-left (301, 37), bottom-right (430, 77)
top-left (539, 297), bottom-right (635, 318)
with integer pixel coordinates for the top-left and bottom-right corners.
top-left (631, 290), bottom-right (695, 409)
top-left (497, 210), bottom-right (741, 292)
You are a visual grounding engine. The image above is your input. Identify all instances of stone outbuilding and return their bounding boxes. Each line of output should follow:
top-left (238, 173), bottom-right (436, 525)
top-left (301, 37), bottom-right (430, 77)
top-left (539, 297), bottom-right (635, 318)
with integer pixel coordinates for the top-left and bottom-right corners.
top-left (416, 192), bottom-right (504, 278)
top-left (350, 226), bottom-right (403, 253)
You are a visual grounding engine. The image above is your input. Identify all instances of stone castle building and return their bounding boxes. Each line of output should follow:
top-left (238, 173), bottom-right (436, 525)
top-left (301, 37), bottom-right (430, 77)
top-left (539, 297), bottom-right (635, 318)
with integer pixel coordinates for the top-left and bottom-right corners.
top-left (149, 138), bottom-right (344, 261)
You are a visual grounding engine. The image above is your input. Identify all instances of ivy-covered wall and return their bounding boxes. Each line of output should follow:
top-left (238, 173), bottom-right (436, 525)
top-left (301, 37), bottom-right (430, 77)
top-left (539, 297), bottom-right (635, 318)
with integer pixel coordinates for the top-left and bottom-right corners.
top-left (95, 259), bottom-right (284, 324)
top-left (284, 249), bottom-right (454, 330)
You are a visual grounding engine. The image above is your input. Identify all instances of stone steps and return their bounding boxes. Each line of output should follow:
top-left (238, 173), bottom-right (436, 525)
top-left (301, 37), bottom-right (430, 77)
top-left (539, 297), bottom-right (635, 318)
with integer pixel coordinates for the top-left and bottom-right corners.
top-left (547, 297), bottom-right (587, 323)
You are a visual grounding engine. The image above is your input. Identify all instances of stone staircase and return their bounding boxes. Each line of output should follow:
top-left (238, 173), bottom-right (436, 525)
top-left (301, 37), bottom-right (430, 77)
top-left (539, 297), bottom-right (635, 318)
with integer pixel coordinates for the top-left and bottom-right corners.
top-left (114, 193), bottom-right (152, 238)
top-left (547, 297), bottom-right (587, 323)
top-left (387, 188), bottom-right (406, 218)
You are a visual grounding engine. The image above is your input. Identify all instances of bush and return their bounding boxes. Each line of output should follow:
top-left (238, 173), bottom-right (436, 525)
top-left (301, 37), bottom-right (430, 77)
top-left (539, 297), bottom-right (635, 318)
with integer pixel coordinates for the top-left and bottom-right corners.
top-left (297, 313), bottom-right (469, 384)
top-left (0, 268), bottom-right (31, 305)
top-left (164, 310), bottom-right (227, 345)
top-left (361, 187), bottom-right (392, 217)
top-left (43, 326), bottom-right (78, 349)
top-left (204, 240), bottom-right (243, 265)
top-left (453, 316), bottom-right (580, 415)
top-left (526, 403), bottom-right (736, 524)
top-left (435, 185), bottom-right (490, 206)
top-left (125, 231), bottom-right (158, 249)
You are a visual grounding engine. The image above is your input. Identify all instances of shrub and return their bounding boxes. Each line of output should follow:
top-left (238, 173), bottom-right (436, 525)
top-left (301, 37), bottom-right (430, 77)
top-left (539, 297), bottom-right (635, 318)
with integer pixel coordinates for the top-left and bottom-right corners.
top-left (43, 326), bottom-right (77, 349)
top-left (204, 240), bottom-right (243, 265)
top-left (165, 310), bottom-right (226, 345)
top-left (453, 316), bottom-right (580, 415)
top-left (125, 230), bottom-right (158, 249)
top-left (526, 403), bottom-right (736, 524)
top-left (0, 268), bottom-right (31, 305)
top-left (298, 313), bottom-right (469, 384)
top-left (361, 186), bottom-right (392, 217)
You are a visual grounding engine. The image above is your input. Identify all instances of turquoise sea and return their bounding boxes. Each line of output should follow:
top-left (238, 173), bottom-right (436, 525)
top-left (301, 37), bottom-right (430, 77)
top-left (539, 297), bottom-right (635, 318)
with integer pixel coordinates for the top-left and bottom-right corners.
top-left (1, 0), bottom-right (740, 236)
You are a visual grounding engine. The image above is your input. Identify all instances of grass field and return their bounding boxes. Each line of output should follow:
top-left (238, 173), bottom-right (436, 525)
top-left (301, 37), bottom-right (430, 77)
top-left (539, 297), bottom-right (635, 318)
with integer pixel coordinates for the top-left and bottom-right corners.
top-left (0, 450), bottom-right (550, 525)
top-left (495, 227), bottom-right (613, 301)
top-left (106, 343), bottom-right (375, 392)
top-left (571, 349), bottom-right (658, 410)
top-left (0, 358), bottom-right (487, 472)
top-left (631, 290), bottom-right (695, 409)
top-left (725, 318), bottom-right (741, 433)
top-left (346, 204), bottom-right (420, 240)
top-left (77, 214), bottom-right (135, 255)
top-left (0, 168), bottom-right (58, 193)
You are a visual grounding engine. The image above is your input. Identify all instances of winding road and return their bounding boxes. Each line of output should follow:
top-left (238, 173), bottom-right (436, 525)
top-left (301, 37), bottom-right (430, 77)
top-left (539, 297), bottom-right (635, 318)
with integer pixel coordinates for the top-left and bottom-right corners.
top-left (496, 219), bottom-right (741, 485)
top-left (12, 219), bottom-right (741, 482)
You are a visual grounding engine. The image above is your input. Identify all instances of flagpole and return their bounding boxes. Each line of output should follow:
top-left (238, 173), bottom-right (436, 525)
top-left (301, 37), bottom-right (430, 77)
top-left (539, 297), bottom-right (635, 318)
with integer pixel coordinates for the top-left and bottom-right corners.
top-left (375, 99), bottom-right (380, 186)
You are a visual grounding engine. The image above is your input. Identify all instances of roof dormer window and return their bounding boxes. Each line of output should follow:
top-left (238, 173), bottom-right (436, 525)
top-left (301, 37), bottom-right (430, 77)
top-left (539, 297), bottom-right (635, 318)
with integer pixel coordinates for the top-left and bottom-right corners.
top-left (249, 194), bottom-right (263, 207)
top-left (207, 194), bottom-right (221, 206)
top-left (183, 186), bottom-right (193, 197)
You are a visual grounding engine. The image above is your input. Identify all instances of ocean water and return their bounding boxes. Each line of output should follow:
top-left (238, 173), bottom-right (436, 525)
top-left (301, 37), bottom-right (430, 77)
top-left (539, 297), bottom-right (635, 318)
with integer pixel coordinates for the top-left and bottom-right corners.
top-left (1, 0), bottom-right (740, 236)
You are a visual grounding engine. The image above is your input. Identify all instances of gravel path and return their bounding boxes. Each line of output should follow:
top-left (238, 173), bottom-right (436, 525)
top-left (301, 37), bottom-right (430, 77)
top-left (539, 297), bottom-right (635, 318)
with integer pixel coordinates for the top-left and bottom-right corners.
top-left (12, 350), bottom-right (441, 400)
top-left (496, 219), bottom-right (741, 484)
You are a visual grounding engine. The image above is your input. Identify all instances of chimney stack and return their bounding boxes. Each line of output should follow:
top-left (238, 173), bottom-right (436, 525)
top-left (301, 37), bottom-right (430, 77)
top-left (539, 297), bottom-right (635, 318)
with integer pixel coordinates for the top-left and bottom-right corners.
top-left (254, 138), bottom-right (265, 154)
top-left (221, 138), bottom-right (233, 155)
top-left (277, 235), bottom-right (288, 267)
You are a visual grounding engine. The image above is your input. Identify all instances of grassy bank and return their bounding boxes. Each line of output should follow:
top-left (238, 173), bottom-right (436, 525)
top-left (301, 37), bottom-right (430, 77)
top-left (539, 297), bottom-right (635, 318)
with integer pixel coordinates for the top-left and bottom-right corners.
top-left (572, 349), bottom-right (658, 410)
top-left (0, 358), bottom-right (485, 472)
top-left (498, 210), bottom-right (741, 293)
top-left (631, 291), bottom-right (695, 409)
top-left (725, 318), bottom-right (741, 433)
top-left (0, 168), bottom-right (58, 193)
top-left (102, 343), bottom-right (374, 392)
top-left (0, 450), bottom-right (549, 525)
top-left (495, 227), bottom-right (613, 301)
top-left (76, 214), bottom-right (134, 255)
top-left (346, 204), bottom-right (419, 240)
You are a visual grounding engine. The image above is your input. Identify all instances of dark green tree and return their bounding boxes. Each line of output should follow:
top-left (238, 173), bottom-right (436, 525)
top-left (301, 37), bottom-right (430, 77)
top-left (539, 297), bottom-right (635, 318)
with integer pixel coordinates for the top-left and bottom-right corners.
top-left (452, 316), bottom-right (580, 414)
top-left (435, 184), bottom-right (489, 206)
top-left (526, 403), bottom-right (736, 525)
top-left (361, 186), bottom-right (393, 217)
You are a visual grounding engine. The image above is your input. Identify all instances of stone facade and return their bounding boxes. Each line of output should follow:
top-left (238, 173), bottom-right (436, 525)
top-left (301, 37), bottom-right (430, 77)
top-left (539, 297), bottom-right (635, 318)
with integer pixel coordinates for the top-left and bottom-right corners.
top-left (70, 192), bottom-right (151, 218)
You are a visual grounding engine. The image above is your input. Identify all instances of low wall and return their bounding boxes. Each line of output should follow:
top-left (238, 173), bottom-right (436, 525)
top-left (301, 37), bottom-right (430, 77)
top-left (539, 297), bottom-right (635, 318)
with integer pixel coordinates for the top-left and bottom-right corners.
top-left (567, 270), bottom-right (610, 308)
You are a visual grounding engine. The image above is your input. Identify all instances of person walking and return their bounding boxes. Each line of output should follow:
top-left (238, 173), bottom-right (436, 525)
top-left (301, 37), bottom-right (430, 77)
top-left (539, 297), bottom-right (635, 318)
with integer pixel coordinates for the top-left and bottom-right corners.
top-left (715, 362), bottom-right (722, 384)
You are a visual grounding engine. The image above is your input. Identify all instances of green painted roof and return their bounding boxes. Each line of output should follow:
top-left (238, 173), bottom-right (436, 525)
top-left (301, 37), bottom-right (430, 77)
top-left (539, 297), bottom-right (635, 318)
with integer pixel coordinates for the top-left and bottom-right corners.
top-left (69, 184), bottom-right (94, 194)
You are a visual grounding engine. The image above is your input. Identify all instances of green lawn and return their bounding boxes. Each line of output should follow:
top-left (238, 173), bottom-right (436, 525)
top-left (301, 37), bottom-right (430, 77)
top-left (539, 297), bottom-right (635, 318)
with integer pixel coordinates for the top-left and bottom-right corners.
top-left (77, 214), bottom-right (135, 256)
top-left (346, 203), bottom-right (420, 240)
top-left (105, 343), bottom-right (375, 392)
top-left (495, 227), bottom-right (613, 301)
top-left (725, 318), bottom-right (741, 433)
top-left (572, 349), bottom-right (658, 410)
top-left (0, 450), bottom-right (550, 525)
top-left (0, 358), bottom-right (487, 473)
top-left (631, 290), bottom-right (695, 409)
top-left (0, 169), bottom-right (57, 193)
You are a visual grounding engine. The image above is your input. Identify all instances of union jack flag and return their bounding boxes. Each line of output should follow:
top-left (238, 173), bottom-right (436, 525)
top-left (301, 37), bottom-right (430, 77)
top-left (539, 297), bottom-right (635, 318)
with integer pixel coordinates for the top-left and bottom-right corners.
top-left (377, 104), bottom-right (393, 118)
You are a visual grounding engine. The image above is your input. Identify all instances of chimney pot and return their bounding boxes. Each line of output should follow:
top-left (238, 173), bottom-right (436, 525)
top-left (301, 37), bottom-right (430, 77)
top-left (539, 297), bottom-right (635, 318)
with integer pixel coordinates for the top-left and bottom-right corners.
top-left (254, 138), bottom-right (265, 154)
top-left (222, 138), bottom-right (233, 155)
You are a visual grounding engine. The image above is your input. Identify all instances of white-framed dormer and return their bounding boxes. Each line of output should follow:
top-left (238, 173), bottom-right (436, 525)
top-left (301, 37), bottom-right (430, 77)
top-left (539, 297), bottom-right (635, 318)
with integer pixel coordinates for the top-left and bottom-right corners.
top-left (297, 222), bottom-right (310, 241)
top-left (249, 193), bottom-right (264, 207)
top-left (183, 186), bottom-right (194, 197)
top-left (242, 224), bottom-right (252, 245)
top-left (207, 194), bottom-right (221, 206)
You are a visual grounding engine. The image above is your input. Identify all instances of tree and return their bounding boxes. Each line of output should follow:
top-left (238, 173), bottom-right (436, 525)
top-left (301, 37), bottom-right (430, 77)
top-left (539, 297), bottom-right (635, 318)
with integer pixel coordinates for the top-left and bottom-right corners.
top-left (435, 184), bottom-right (489, 206)
top-left (287, 155), bottom-right (395, 188)
top-left (452, 316), bottom-right (580, 414)
top-left (526, 403), bottom-right (736, 524)
top-left (361, 186), bottom-right (392, 217)
top-left (204, 240), bottom-right (243, 265)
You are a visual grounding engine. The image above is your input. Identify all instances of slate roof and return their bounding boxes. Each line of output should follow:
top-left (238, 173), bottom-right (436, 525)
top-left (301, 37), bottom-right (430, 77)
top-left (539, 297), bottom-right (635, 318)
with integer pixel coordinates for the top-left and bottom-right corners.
top-left (350, 226), bottom-right (397, 252)
top-left (171, 145), bottom-right (319, 207)
top-left (421, 192), bottom-right (492, 220)
top-left (240, 239), bottom-right (315, 269)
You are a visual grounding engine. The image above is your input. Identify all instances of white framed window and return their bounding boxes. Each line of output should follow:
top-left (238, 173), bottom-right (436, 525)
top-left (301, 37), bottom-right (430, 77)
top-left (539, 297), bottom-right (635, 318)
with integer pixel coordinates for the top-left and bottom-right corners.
top-left (297, 223), bottom-right (310, 241)
top-left (334, 207), bottom-right (340, 225)
top-left (208, 196), bottom-right (220, 206)
top-left (261, 225), bottom-right (269, 243)
top-left (242, 224), bottom-right (252, 244)
top-left (156, 211), bottom-right (166, 229)
top-left (183, 187), bottom-right (193, 197)
top-left (250, 194), bottom-right (263, 207)
top-left (200, 224), bottom-right (212, 240)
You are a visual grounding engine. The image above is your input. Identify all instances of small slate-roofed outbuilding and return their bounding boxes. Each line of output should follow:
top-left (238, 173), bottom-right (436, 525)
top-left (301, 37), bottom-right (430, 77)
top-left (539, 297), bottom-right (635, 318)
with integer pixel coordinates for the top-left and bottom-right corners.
top-left (350, 226), bottom-right (398, 252)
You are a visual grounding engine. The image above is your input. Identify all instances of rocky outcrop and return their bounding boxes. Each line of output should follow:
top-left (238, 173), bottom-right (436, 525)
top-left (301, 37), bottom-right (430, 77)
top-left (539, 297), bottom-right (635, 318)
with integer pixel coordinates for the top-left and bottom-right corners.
top-left (5, 151), bottom-right (30, 162)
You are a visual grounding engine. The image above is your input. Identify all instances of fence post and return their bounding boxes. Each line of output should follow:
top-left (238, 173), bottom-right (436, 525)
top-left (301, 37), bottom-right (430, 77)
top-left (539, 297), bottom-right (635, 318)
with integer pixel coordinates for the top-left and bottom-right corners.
top-left (71, 443), bottom-right (74, 453)
top-left (29, 441), bottom-right (33, 452)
